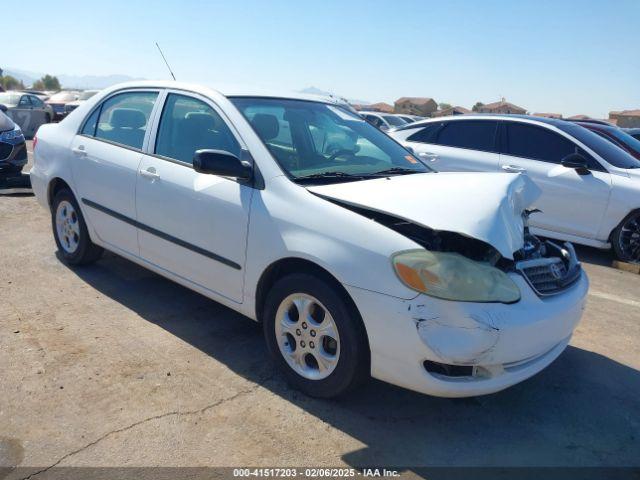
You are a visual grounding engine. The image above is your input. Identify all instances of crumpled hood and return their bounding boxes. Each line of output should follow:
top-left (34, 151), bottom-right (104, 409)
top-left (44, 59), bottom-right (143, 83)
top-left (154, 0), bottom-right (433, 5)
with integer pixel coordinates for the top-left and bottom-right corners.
top-left (307, 172), bottom-right (541, 259)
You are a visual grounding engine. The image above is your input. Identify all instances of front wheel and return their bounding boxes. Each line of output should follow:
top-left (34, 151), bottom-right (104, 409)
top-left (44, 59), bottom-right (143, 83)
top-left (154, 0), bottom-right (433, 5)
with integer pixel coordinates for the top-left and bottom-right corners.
top-left (263, 274), bottom-right (369, 398)
top-left (51, 188), bottom-right (104, 265)
top-left (611, 210), bottom-right (640, 264)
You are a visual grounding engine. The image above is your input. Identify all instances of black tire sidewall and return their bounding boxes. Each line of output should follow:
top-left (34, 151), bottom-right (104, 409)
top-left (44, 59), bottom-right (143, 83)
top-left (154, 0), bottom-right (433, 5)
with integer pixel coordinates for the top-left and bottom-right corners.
top-left (612, 210), bottom-right (640, 263)
top-left (51, 189), bottom-right (98, 265)
top-left (263, 273), bottom-right (369, 398)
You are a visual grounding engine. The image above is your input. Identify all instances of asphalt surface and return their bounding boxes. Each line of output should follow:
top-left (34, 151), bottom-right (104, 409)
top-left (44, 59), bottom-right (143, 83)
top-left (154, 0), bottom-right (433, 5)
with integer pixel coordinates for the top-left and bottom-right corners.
top-left (1, 142), bottom-right (639, 477)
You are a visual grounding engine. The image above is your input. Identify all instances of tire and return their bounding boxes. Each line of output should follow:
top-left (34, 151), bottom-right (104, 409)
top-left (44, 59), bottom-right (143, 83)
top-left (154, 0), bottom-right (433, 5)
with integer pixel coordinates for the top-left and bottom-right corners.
top-left (51, 188), bottom-right (103, 265)
top-left (611, 210), bottom-right (640, 264)
top-left (263, 273), bottom-right (369, 398)
top-left (45, 113), bottom-right (51, 123)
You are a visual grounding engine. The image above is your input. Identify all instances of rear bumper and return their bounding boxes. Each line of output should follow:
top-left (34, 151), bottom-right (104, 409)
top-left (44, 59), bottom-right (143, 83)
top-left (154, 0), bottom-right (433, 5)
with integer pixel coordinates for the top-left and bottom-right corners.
top-left (347, 270), bottom-right (588, 397)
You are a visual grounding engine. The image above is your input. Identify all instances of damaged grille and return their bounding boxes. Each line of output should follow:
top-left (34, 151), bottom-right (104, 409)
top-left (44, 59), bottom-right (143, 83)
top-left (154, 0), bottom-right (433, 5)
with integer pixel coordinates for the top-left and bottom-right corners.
top-left (516, 241), bottom-right (581, 296)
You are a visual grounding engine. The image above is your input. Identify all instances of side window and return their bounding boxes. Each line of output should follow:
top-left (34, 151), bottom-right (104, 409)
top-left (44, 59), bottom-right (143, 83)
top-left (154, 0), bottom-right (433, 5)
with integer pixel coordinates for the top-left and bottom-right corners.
top-left (19, 96), bottom-right (31, 107)
top-left (435, 120), bottom-right (498, 152)
top-left (505, 122), bottom-right (578, 164)
top-left (407, 124), bottom-right (441, 143)
top-left (155, 93), bottom-right (240, 164)
top-left (30, 96), bottom-right (44, 108)
top-left (81, 107), bottom-right (100, 136)
top-left (369, 116), bottom-right (384, 128)
top-left (94, 91), bottom-right (158, 150)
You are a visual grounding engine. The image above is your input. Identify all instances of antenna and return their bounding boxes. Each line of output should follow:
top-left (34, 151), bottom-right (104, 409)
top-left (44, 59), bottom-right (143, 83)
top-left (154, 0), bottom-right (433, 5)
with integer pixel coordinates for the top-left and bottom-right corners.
top-left (155, 42), bottom-right (176, 81)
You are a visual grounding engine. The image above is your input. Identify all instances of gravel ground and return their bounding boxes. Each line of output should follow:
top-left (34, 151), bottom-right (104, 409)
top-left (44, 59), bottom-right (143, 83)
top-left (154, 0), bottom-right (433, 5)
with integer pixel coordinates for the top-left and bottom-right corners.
top-left (1, 143), bottom-right (639, 477)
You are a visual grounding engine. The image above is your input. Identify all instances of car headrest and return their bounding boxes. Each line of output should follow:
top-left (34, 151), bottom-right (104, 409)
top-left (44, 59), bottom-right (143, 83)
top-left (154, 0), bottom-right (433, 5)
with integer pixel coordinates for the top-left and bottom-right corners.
top-left (185, 112), bottom-right (216, 131)
top-left (110, 108), bottom-right (146, 129)
top-left (251, 113), bottom-right (279, 141)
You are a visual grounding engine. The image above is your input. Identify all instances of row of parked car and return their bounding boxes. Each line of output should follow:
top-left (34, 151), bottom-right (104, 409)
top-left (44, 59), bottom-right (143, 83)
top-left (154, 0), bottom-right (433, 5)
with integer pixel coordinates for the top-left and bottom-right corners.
top-left (359, 111), bottom-right (426, 131)
top-left (0, 89), bottom-right (98, 138)
top-left (383, 114), bottom-right (640, 264)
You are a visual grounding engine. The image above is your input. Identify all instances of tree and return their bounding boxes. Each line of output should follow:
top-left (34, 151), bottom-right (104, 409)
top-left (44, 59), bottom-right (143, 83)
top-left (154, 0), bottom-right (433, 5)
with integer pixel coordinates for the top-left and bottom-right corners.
top-left (0, 75), bottom-right (24, 90)
top-left (472, 101), bottom-right (485, 112)
top-left (32, 74), bottom-right (61, 91)
top-left (438, 102), bottom-right (452, 111)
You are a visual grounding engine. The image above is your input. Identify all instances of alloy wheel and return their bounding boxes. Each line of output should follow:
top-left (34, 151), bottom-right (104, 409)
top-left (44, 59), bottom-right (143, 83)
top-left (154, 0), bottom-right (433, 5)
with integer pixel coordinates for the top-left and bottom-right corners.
top-left (618, 213), bottom-right (640, 263)
top-left (55, 200), bottom-right (81, 254)
top-left (274, 293), bottom-right (340, 380)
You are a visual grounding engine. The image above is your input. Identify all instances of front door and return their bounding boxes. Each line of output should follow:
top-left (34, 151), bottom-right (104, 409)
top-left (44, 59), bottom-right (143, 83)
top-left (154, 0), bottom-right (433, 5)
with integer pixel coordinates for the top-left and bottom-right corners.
top-left (500, 121), bottom-right (611, 240)
top-left (135, 92), bottom-right (251, 303)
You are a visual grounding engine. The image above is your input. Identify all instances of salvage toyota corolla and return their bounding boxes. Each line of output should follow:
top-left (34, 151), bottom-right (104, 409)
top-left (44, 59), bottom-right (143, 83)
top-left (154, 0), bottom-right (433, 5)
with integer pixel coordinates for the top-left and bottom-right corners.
top-left (30, 81), bottom-right (588, 398)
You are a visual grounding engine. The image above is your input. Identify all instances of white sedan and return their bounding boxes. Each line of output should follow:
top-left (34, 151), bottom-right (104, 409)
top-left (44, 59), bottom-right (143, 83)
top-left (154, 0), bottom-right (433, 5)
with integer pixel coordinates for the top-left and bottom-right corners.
top-left (31, 82), bottom-right (588, 398)
top-left (390, 115), bottom-right (640, 263)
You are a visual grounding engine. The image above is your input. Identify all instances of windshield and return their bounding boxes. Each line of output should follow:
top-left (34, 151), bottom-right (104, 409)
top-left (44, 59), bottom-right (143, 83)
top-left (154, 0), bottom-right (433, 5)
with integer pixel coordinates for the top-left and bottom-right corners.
top-left (383, 115), bottom-right (407, 127)
top-left (79, 90), bottom-right (97, 101)
top-left (557, 123), bottom-right (640, 169)
top-left (0, 93), bottom-right (20, 106)
top-left (231, 98), bottom-right (430, 182)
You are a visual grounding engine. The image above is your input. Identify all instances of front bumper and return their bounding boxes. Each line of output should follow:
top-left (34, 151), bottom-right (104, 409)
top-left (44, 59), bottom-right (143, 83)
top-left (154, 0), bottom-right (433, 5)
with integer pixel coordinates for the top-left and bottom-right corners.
top-left (346, 270), bottom-right (588, 397)
top-left (0, 141), bottom-right (28, 175)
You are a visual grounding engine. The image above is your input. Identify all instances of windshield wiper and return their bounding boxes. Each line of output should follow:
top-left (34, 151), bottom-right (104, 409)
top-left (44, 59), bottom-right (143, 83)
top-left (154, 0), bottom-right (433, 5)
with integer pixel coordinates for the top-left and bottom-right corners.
top-left (295, 171), bottom-right (367, 184)
top-left (365, 167), bottom-right (425, 177)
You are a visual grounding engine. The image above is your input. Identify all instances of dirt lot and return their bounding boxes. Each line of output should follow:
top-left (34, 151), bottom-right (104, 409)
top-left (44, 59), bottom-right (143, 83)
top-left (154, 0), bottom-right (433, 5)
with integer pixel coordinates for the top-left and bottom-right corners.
top-left (1, 143), bottom-right (639, 477)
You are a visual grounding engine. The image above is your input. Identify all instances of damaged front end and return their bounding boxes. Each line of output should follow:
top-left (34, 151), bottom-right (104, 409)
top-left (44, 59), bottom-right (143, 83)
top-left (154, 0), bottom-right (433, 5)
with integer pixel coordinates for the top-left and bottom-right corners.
top-left (514, 228), bottom-right (582, 296)
top-left (335, 201), bottom-right (582, 299)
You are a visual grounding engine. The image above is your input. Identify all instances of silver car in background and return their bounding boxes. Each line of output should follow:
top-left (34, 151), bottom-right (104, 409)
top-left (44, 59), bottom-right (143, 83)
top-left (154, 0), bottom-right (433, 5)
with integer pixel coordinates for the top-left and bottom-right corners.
top-left (0, 91), bottom-right (52, 138)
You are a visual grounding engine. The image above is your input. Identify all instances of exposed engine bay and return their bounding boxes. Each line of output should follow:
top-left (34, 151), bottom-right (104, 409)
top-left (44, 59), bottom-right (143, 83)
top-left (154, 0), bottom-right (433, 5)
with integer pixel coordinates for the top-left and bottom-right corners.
top-left (332, 200), bottom-right (582, 296)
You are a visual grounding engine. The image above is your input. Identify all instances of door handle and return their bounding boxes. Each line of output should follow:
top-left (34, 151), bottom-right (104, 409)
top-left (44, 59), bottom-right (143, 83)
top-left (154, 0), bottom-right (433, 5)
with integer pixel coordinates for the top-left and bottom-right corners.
top-left (72, 146), bottom-right (86, 157)
top-left (418, 152), bottom-right (439, 162)
top-left (501, 164), bottom-right (526, 173)
top-left (140, 167), bottom-right (160, 180)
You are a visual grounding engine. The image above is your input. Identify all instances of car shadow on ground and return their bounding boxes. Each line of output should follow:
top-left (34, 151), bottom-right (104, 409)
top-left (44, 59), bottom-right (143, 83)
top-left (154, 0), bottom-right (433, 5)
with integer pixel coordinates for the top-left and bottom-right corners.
top-left (573, 244), bottom-right (616, 267)
top-left (64, 252), bottom-right (640, 471)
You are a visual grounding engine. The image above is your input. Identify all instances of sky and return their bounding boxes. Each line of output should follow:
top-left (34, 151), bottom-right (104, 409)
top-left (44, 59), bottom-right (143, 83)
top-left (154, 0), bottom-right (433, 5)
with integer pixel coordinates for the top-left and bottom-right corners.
top-left (3, 0), bottom-right (639, 118)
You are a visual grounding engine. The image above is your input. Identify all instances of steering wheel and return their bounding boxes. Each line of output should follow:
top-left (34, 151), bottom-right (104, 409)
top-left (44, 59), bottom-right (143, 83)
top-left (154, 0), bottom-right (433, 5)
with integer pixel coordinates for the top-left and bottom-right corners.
top-left (328, 149), bottom-right (357, 162)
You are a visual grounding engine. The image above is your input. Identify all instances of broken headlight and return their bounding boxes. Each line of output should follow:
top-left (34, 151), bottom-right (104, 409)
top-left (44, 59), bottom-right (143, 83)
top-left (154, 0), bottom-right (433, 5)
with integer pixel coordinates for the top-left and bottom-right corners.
top-left (392, 249), bottom-right (521, 303)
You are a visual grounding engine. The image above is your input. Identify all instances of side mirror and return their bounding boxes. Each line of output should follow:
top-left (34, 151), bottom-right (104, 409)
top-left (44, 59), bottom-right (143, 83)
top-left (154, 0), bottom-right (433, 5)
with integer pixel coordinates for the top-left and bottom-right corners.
top-left (561, 153), bottom-right (590, 175)
top-left (193, 149), bottom-right (252, 180)
top-left (0, 104), bottom-right (7, 113)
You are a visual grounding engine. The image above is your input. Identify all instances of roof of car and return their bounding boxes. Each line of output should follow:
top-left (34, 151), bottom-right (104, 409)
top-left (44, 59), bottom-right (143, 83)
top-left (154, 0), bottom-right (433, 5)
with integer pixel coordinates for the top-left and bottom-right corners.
top-left (392, 113), bottom-right (568, 131)
top-left (101, 80), bottom-right (342, 104)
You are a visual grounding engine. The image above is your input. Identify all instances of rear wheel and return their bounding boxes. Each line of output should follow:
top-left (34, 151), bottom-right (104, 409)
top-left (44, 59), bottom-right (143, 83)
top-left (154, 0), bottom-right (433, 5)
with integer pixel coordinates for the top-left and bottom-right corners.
top-left (612, 210), bottom-right (640, 264)
top-left (263, 274), bottom-right (369, 398)
top-left (51, 189), bottom-right (103, 265)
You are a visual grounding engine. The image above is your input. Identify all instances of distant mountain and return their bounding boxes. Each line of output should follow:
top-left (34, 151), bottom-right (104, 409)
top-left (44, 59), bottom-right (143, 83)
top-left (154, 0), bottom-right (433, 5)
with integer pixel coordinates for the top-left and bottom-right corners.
top-left (57, 74), bottom-right (143, 89)
top-left (299, 86), bottom-right (370, 106)
top-left (3, 68), bottom-right (142, 90)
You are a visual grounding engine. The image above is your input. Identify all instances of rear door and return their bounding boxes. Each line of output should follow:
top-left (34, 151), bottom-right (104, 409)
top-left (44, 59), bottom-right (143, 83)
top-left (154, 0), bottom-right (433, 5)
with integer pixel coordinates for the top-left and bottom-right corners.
top-left (499, 120), bottom-right (611, 239)
top-left (70, 90), bottom-right (160, 255)
top-left (135, 91), bottom-right (252, 303)
top-left (11, 95), bottom-right (36, 136)
top-left (28, 95), bottom-right (48, 128)
top-left (403, 119), bottom-right (500, 171)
